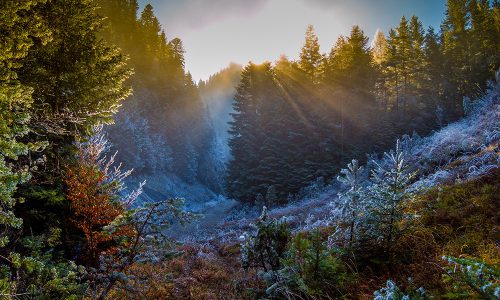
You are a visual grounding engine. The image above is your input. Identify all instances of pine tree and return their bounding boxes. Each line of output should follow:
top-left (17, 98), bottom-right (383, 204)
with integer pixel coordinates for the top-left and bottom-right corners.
top-left (325, 26), bottom-right (376, 163)
top-left (468, 0), bottom-right (499, 96)
top-left (326, 25), bottom-right (375, 91)
top-left (12, 0), bottom-right (133, 255)
top-left (227, 63), bottom-right (268, 201)
top-left (274, 56), bottom-right (333, 193)
top-left (336, 160), bottom-right (365, 245)
top-left (299, 25), bottom-right (324, 84)
top-left (365, 140), bottom-right (417, 254)
top-left (0, 0), bottom-right (50, 247)
top-left (408, 15), bottom-right (426, 104)
top-left (441, 0), bottom-right (471, 118)
top-left (139, 3), bottom-right (161, 54)
top-left (372, 29), bottom-right (388, 65)
top-left (384, 16), bottom-right (412, 112)
top-left (423, 26), bottom-right (446, 128)
top-left (372, 30), bottom-right (390, 114)
top-left (19, 0), bottom-right (132, 152)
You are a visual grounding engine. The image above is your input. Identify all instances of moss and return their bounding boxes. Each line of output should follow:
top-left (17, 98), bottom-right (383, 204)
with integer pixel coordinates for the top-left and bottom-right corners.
top-left (418, 169), bottom-right (499, 261)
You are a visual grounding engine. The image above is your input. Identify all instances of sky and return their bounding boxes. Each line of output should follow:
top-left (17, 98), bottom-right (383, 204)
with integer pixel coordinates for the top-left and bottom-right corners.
top-left (138, 0), bottom-right (447, 81)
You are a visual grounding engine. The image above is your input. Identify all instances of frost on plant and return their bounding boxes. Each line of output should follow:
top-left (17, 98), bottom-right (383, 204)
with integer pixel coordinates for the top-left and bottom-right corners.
top-left (365, 140), bottom-right (418, 250)
top-left (443, 255), bottom-right (500, 299)
top-left (335, 159), bottom-right (365, 245)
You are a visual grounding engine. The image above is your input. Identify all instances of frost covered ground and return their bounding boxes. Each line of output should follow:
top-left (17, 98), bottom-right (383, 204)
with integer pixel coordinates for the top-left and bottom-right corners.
top-left (177, 79), bottom-right (499, 244)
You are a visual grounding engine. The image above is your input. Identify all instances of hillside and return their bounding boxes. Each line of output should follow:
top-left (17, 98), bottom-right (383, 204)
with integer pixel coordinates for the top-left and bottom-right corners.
top-left (140, 77), bottom-right (498, 299)
top-left (180, 75), bottom-right (499, 244)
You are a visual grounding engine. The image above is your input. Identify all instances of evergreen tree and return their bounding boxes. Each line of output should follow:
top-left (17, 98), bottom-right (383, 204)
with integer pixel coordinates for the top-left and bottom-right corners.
top-left (299, 25), bottom-right (324, 84)
top-left (441, 0), bottom-right (471, 117)
top-left (274, 56), bottom-right (334, 191)
top-left (423, 26), bottom-right (446, 128)
top-left (408, 15), bottom-right (427, 103)
top-left (13, 0), bottom-right (132, 255)
top-left (0, 0), bottom-right (50, 248)
top-left (325, 26), bottom-right (376, 163)
top-left (227, 63), bottom-right (268, 201)
top-left (468, 0), bottom-right (499, 96)
top-left (336, 160), bottom-right (365, 245)
top-left (98, 0), bottom-right (215, 190)
top-left (365, 140), bottom-right (417, 254)
top-left (19, 0), bottom-right (132, 157)
top-left (372, 29), bottom-right (388, 65)
top-left (384, 16), bottom-right (411, 111)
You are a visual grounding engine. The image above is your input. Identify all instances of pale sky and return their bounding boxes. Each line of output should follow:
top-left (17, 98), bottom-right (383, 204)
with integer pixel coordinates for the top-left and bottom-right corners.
top-left (138, 0), bottom-right (446, 81)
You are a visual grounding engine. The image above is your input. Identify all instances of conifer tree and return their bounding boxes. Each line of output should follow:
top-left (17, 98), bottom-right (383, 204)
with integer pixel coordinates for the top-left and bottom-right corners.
top-left (0, 0), bottom-right (50, 247)
top-left (325, 26), bottom-right (376, 163)
top-left (139, 3), bottom-right (162, 60)
top-left (299, 25), bottom-right (324, 84)
top-left (274, 56), bottom-right (333, 192)
top-left (327, 26), bottom-right (375, 91)
top-left (468, 0), bottom-right (499, 95)
top-left (19, 0), bottom-right (132, 150)
top-left (365, 140), bottom-right (417, 254)
top-left (423, 26), bottom-right (446, 128)
top-left (372, 29), bottom-right (388, 65)
top-left (408, 15), bottom-right (427, 102)
top-left (227, 63), bottom-right (269, 201)
top-left (336, 160), bottom-right (365, 245)
top-left (384, 16), bottom-right (412, 111)
top-left (441, 0), bottom-right (471, 117)
top-left (13, 0), bottom-right (132, 253)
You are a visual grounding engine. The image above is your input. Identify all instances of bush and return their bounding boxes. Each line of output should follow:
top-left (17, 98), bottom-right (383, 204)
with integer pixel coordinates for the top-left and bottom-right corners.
top-left (277, 230), bottom-right (352, 298)
top-left (373, 280), bottom-right (426, 300)
top-left (242, 209), bottom-right (352, 298)
top-left (241, 207), bottom-right (291, 272)
top-left (0, 233), bottom-right (87, 299)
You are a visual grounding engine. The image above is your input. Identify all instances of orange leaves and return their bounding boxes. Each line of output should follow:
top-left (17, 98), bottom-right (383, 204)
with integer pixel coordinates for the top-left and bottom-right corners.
top-left (64, 150), bottom-right (131, 266)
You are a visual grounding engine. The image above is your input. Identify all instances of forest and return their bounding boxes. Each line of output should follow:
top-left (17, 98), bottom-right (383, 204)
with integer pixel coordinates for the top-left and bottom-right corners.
top-left (0, 0), bottom-right (498, 299)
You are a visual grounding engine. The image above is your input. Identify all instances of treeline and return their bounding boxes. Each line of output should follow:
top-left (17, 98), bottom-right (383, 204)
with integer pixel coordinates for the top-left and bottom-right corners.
top-left (227, 0), bottom-right (499, 204)
top-left (98, 1), bottom-right (221, 191)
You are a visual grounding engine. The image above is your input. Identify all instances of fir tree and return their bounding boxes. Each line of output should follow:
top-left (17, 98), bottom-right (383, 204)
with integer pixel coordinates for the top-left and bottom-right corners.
top-left (372, 29), bottom-right (388, 65)
top-left (325, 25), bottom-right (376, 163)
top-left (299, 25), bottom-right (324, 84)
top-left (365, 140), bottom-right (417, 254)
top-left (408, 15), bottom-right (427, 103)
top-left (336, 159), bottom-right (365, 245)
top-left (423, 26), bottom-right (446, 128)
top-left (11, 0), bottom-right (133, 262)
top-left (227, 63), bottom-right (269, 201)
top-left (0, 0), bottom-right (50, 247)
top-left (441, 0), bottom-right (471, 117)
top-left (468, 0), bottom-right (499, 96)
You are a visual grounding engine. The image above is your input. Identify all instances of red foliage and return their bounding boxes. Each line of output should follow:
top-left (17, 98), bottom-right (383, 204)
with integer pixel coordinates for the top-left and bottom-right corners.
top-left (64, 150), bottom-right (130, 265)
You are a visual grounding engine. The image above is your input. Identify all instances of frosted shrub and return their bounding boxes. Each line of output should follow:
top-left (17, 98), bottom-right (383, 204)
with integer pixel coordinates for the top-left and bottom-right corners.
top-left (365, 140), bottom-right (418, 252)
top-left (374, 280), bottom-right (426, 300)
top-left (443, 256), bottom-right (500, 299)
top-left (374, 280), bottom-right (408, 300)
top-left (240, 207), bottom-right (291, 272)
top-left (336, 159), bottom-right (365, 245)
